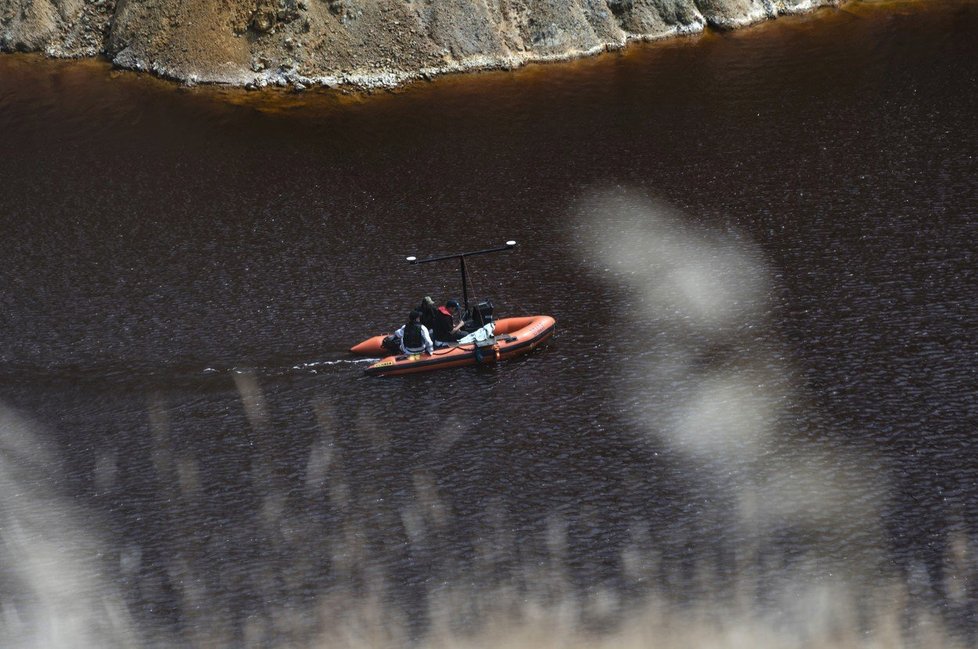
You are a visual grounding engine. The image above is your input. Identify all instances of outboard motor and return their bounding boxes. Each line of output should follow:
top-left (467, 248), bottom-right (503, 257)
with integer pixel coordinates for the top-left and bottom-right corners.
top-left (470, 299), bottom-right (494, 327)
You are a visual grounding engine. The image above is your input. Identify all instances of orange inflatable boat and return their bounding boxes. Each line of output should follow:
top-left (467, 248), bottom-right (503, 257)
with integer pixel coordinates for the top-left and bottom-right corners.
top-left (350, 315), bottom-right (556, 377)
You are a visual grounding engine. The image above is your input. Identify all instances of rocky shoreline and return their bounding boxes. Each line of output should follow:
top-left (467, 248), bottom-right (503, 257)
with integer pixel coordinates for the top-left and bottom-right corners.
top-left (1, 0), bottom-right (847, 89)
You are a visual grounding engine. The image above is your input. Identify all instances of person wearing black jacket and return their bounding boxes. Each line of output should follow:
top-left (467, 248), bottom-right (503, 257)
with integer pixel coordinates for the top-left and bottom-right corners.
top-left (432, 299), bottom-right (465, 343)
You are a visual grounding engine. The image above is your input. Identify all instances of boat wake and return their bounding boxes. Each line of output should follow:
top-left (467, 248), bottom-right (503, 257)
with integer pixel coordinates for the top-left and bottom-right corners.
top-left (288, 358), bottom-right (377, 372)
top-left (202, 357), bottom-right (376, 378)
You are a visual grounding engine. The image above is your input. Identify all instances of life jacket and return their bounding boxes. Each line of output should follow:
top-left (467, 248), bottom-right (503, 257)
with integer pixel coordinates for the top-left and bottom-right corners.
top-left (402, 322), bottom-right (424, 350)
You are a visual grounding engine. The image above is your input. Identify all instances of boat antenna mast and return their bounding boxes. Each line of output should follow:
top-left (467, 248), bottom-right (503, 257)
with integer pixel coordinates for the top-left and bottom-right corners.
top-left (406, 240), bottom-right (516, 311)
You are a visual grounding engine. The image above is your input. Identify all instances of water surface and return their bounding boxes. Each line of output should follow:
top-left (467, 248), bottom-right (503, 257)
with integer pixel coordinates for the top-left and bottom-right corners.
top-left (1, 2), bottom-right (977, 645)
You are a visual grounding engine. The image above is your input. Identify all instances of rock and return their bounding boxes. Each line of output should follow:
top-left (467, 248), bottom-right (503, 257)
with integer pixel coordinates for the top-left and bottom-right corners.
top-left (3, 0), bottom-right (850, 89)
top-left (327, 0), bottom-right (345, 17)
top-left (250, 9), bottom-right (275, 33)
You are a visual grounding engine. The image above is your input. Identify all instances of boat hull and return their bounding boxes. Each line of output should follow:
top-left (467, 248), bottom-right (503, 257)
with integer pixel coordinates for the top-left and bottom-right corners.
top-left (351, 315), bottom-right (556, 377)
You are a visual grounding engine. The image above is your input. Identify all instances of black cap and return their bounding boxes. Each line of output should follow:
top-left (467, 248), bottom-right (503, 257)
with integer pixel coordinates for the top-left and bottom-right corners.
top-left (446, 299), bottom-right (460, 309)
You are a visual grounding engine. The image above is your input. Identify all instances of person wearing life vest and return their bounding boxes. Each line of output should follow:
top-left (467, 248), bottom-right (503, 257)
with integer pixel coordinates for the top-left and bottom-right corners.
top-left (394, 310), bottom-right (433, 355)
top-left (432, 299), bottom-right (466, 344)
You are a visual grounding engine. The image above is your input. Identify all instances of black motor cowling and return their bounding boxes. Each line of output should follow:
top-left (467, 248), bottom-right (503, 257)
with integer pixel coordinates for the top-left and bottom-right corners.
top-left (469, 299), bottom-right (494, 327)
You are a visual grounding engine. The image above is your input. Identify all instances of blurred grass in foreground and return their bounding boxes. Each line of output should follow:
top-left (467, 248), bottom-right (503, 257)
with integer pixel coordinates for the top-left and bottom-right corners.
top-left (4, 190), bottom-right (976, 648)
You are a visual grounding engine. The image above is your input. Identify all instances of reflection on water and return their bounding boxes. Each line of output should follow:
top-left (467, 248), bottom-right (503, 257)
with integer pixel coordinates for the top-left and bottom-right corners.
top-left (1, 1), bottom-right (978, 646)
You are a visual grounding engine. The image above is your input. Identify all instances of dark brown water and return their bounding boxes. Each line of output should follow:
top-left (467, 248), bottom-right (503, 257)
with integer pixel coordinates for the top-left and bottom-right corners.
top-left (1, 2), bottom-right (977, 646)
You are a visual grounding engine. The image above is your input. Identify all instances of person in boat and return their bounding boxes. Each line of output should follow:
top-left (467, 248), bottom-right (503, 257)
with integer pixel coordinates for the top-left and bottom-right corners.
top-left (432, 299), bottom-right (466, 344)
top-left (418, 296), bottom-right (437, 330)
top-left (392, 310), bottom-right (433, 355)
